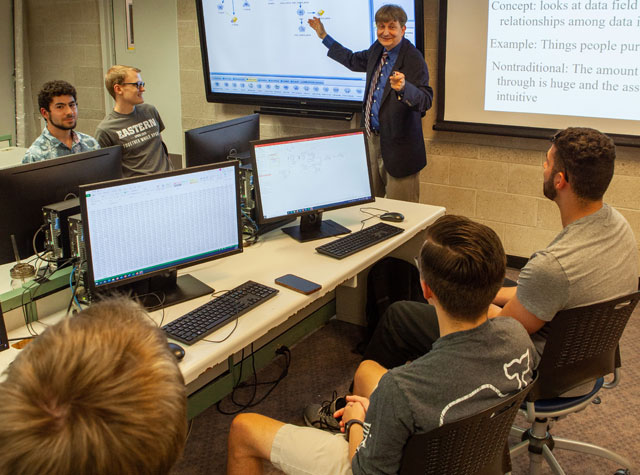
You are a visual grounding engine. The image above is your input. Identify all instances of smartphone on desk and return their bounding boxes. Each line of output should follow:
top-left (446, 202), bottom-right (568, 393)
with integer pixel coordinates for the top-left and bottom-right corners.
top-left (275, 274), bottom-right (321, 295)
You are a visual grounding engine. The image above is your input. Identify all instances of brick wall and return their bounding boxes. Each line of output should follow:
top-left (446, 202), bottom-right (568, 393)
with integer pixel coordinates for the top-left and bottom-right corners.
top-left (25, 0), bottom-right (105, 142)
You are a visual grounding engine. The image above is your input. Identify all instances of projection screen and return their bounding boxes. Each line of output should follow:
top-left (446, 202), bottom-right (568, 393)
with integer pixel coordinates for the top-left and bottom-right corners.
top-left (435, 0), bottom-right (640, 146)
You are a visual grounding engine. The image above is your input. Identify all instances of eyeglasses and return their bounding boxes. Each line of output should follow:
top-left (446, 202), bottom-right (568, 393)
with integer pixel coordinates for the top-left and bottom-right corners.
top-left (122, 81), bottom-right (145, 89)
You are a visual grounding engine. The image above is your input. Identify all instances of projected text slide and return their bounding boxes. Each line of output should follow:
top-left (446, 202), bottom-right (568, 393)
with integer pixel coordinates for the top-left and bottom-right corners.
top-left (485, 0), bottom-right (640, 121)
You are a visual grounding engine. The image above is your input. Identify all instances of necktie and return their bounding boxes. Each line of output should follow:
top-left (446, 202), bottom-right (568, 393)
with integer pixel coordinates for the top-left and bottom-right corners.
top-left (364, 51), bottom-right (388, 137)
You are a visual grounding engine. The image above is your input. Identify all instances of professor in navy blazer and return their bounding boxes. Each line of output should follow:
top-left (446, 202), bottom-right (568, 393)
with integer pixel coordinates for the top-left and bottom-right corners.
top-left (309, 5), bottom-right (433, 202)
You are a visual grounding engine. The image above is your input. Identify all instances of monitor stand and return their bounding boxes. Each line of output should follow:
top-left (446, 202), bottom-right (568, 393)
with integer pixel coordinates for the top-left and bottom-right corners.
top-left (94, 270), bottom-right (213, 311)
top-left (282, 212), bottom-right (351, 243)
top-left (257, 216), bottom-right (297, 236)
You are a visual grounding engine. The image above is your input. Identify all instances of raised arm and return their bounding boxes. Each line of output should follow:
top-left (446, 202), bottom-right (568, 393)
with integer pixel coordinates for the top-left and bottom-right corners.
top-left (309, 16), bottom-right (369, 73)
top-left (308, 17), bottom-right (327, 39)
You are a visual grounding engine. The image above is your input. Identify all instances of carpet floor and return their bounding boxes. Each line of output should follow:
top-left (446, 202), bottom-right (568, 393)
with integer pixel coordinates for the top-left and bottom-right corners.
top-left (171, 270), bottom-right (640, 474)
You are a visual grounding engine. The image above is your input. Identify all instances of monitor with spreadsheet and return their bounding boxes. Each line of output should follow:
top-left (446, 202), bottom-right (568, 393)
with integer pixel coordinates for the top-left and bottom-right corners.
top-left (80, 161), bottom-right (243, 309)
top-left (250, 129), bottom-right (374, 242)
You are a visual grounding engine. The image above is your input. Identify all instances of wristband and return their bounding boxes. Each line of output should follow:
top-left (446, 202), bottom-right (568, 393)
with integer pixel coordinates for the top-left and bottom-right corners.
top-left (345, 419), bottom-right (364, 441)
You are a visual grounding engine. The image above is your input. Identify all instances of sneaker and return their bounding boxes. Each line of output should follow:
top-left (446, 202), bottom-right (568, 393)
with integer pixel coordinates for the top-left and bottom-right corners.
top-left (303, 391), bottom-right (347, 432)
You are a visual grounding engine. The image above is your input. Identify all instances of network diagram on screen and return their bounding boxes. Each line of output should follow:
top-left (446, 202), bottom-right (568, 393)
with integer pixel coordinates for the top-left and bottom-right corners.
top-left (253, 132), bottom-right (372, 219)
top-left (200, 0), bottom-right (418, 103)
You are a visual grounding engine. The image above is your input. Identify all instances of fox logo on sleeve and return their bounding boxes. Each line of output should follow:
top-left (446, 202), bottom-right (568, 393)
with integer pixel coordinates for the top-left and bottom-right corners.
top-left (504, 349), bottom-right (532, 390)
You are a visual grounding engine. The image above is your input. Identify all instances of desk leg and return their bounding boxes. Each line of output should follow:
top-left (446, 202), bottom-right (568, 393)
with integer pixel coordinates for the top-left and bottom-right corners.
top-left (335, 229), bottom-right (428, 327)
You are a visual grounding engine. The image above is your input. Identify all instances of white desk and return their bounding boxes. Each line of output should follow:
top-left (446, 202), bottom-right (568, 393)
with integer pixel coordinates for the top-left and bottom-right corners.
top-left (1, 198), bottom-right (445, 412)
top-left (154, 199), bottom-right (443, 385)
top-left (0, 147), bottom-right (27, 169)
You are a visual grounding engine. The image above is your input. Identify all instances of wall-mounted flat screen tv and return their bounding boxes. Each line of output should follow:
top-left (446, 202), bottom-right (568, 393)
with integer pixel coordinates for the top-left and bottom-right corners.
top-left (195, 0), bottom-right (424, 113)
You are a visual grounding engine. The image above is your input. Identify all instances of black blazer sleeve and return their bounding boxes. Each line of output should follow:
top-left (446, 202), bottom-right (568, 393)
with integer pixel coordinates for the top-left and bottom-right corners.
top-left (326, 40), bottom-right (370, 73)
top-left (378, 39), bottom-right (432, 178)
top-left (327, 38), bottom-right (433, 179)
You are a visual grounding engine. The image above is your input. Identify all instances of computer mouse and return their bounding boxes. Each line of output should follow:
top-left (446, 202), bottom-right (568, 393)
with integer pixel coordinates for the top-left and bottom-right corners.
top-left (380, 212), bottom-right (404, 223)
top-left (167, 342), bottom-right (185, 362)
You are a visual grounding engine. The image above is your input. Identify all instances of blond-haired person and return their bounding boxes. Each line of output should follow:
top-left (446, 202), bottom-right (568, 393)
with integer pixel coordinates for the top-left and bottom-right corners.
top-left (0, 298), bottom-right (187, 475)
top-left (95, 65), bottom-right (173, 177)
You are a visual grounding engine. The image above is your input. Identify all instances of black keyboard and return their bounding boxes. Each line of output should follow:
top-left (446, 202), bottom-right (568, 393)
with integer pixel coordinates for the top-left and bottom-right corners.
top-left (162, 280), bottom-right (278, 345)
top-left (315, 222), bottom-right (404, 259)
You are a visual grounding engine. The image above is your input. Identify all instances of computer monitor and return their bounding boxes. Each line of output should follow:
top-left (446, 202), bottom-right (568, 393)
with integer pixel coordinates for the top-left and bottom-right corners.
top-left (184, 113), bottom-right (260, 167)
top-left (0, 303), bottom-right (8, 352)
top-left (0, 146), bottom-right (124, 265)
top-left (250, 129), bottom-right (374, 242)
top-left (80, 161), bottom-right (243, 309)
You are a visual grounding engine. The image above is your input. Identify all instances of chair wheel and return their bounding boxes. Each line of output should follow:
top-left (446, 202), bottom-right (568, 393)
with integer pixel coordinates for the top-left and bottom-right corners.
top-left (614, 469), bottom-right (630, 475)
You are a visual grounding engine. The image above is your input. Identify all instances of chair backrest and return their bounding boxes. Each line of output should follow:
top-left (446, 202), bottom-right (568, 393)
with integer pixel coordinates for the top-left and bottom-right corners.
top-left (398, 376), bottom-right (536, 475)
top-left (529, 291), bottom-right (640, 401)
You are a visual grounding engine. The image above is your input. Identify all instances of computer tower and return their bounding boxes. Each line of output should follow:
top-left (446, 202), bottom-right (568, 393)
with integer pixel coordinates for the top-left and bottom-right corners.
top-left (68, 213), bottom-right (84, 261)
top-left (68, 213), bottom-right (88, 299)
top-left (239, 163), bottom-right (255, 215)
top-left (238, 165), bottom-right (294, 236)
top-left (42, 198), bottom-right (80, 265)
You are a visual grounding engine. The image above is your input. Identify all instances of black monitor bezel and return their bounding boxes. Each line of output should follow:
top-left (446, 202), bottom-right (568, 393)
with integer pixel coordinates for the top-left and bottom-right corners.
top-left (0, 146), bottom-right (123, 265)
top-left (184, 113), bottom-right (260, 168)
top-left (250, 128), bottom-right (375, 225)
top-left (79, 161), bottom-right (243, 294)
top-left (0, 303), bottom-right (8, 352)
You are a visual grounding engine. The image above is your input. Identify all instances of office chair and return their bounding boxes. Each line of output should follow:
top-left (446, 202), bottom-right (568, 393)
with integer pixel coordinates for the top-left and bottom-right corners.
top-left (510, 291), bottom-right (640, 475)
top-left (399, 375), bottom-right (536, 475)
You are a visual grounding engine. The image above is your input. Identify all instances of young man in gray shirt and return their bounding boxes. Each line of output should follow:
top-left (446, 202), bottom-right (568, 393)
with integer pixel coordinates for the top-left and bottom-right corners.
top-left (226, 215), bottom-right (537, 475)
top-left (353, 127), bottom-right (637, 398)
top-left (95, 65), bottom-right (173, 177)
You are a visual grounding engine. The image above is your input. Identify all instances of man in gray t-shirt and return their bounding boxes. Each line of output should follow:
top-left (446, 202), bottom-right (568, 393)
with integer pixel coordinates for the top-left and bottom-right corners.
top-left (226, 215), bottom-right (537, 475)
top-left (352, 317), bottom-right (536, 474)
top-left (493, 127), bottom-right (637, 351)
top-left (359, 128), bottom-right (637, 387)
top-left (517, 203), bottom-right (637, 354)
top-left (95, 65), bottom-right (173, 177)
